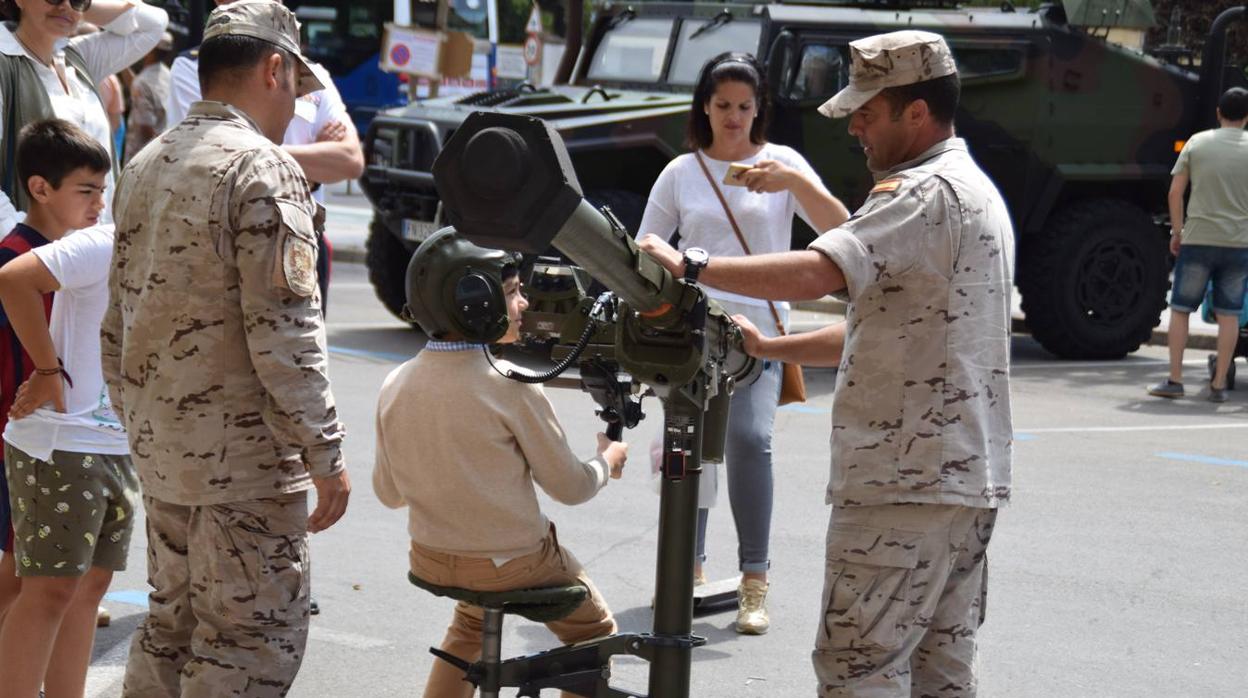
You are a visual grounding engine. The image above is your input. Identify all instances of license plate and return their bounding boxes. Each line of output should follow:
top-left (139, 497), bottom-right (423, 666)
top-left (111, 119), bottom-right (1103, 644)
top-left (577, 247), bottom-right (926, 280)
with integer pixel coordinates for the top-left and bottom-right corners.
top-left (401, 218), bottom-right (440, 242)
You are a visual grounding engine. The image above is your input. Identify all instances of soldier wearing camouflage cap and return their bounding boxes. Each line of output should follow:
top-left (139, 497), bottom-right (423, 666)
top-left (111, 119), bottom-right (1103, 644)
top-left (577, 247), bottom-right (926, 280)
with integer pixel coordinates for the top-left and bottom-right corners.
top-left (102, 1), bottom-right (349, 694)
top-left (640, 29), bottom-right (1013, 697)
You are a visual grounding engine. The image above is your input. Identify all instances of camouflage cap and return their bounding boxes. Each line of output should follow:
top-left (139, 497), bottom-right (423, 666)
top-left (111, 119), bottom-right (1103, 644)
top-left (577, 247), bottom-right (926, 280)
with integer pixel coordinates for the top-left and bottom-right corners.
top-left (818, 30), bottom-right (957, 119)
top-left (202, 0), bottom-right (324, 97)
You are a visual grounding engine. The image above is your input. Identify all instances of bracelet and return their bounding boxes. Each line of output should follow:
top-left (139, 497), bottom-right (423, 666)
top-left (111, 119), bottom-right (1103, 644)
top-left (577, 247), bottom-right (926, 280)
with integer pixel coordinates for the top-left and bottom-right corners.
top-left (33, 360), bottom-right (73, 388)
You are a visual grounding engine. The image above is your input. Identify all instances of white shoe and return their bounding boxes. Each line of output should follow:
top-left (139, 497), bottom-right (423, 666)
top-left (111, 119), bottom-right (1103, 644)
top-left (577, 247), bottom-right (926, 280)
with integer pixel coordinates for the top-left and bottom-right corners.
top-left (735, 579), bottom-right (769, 635)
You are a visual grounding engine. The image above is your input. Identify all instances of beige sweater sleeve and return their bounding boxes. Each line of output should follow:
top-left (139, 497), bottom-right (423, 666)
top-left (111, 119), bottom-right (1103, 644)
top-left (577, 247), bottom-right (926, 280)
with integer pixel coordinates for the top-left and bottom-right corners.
top-left (507, 382), bottom-right (609, 505)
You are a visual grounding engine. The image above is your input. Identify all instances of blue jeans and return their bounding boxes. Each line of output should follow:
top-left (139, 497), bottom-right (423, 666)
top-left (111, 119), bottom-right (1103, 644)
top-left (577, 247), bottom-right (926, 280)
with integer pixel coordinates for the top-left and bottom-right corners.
top-left (694, 357), bottom-right (781, 574)
top-left (1171, 244), bottom-right (1248, 315)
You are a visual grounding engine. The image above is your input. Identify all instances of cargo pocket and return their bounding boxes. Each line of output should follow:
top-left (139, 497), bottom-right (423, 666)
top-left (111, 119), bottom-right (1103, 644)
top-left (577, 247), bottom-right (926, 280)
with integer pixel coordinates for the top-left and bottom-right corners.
top-left (272, 199), bottom-right (319, 298)
top-left (818, 523), bottom-right (924, 651)
top-left (204, 498), bottom-right (309, 628)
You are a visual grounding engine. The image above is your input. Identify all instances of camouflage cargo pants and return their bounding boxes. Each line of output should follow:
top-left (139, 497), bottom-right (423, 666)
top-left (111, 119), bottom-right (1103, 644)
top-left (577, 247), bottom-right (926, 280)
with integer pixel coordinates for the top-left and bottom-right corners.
top-left (122, 492), bottom-right (310, 698)
top-left (812, 503), bottom-right (997, 698)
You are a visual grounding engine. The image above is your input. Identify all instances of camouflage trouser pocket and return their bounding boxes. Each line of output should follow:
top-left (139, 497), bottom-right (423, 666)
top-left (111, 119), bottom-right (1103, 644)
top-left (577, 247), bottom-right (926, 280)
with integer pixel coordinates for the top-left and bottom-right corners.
top-left (818, 523), bottom-right (924, 651)
top-left (201, 496), bottom-right (309, 628)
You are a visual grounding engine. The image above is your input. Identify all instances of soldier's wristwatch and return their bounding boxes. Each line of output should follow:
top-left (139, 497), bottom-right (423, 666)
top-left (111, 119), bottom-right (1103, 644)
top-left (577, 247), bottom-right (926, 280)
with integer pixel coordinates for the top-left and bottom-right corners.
top-left (682, 247), bottom-right (709, 283)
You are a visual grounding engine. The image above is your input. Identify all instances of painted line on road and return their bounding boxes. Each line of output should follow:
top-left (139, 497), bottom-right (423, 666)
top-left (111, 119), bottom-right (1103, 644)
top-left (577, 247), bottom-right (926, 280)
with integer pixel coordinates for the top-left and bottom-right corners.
top-left (309, 625), bottom-right (393, 650)
top-left (1011, 357), bottom-right (1213, 371)
top-left (86, 633), bottom-right (130, 698)
top-left (1018, 423), bottom-right (1248, 434)
top-left (1155, 451), bottom-right (1248, 469)
top-left (104, 589), bottom-right (150, 607)
top-left (324, 203), bottom-right (372, 221)
top-left (328, 345), bottom-right (412, 364)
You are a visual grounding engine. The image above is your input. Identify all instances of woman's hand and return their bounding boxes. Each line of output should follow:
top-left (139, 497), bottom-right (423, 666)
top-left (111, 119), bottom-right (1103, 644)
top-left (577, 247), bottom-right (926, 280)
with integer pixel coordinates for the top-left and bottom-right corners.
top-left (9, 372), bottom-right (65, 419)
top-left (636, 234), bottom-right (685, 276)
top-left (737, 159), bottom-right (800, 194)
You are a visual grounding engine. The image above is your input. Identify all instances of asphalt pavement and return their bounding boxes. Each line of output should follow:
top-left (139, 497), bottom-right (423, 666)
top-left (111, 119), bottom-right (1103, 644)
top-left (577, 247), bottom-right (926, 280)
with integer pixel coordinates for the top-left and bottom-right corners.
top-left (82, 260), bottom-right (1248, 697)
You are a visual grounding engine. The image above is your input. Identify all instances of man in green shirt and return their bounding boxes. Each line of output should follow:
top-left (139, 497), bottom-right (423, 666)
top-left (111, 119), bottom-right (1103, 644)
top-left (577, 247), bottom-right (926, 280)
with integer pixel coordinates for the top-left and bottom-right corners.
top-left (1150, 87), bottom-right (1248, 403)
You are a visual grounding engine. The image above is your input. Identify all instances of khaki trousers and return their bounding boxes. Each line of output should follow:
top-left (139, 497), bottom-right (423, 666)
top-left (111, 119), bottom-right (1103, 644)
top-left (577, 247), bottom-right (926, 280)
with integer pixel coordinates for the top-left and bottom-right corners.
top-left (812, 504), bottom-right (997, 698)
top-left (122, 493), bottom-right (310, 698)
top-left (410, 525), bottom-right (616, 698)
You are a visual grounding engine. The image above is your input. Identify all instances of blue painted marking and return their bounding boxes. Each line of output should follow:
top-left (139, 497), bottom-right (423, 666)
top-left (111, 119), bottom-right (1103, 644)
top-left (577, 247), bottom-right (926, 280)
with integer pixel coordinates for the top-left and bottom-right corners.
top-left (1156, 452), bottom-right (1248, 469)
top-left (104, 590), bottom-right (150, 607)
top-left (328, 345), bottom-right (411, 364)
top-left (1013, 433), bottom-right (1037, 441)
top-left (779, 404), bottom-right (830, 414)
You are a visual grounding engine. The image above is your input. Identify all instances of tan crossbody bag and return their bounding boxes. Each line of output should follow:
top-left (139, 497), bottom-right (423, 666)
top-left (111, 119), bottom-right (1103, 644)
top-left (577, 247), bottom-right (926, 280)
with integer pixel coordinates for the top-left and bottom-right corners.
top-left (693, 152), bottom-right (807, 405)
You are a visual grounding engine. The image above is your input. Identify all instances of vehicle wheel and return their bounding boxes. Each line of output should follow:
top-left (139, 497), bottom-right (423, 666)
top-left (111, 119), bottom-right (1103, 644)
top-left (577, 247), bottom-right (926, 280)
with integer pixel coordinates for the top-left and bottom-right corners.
top-left (365, 215), bottom-right (418, 326)
top-left (1018, 199), bottom-right (1168, 359)
top-left (1207, 353), bottom-right (1237, 390)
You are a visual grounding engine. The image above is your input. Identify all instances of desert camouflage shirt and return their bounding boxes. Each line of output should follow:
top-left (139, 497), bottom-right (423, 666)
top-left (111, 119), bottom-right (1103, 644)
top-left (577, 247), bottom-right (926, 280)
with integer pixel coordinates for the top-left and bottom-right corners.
top-left (809, 138), bottom-right (1013, 508)
top-left (103, 100), bottom-right (344, 506)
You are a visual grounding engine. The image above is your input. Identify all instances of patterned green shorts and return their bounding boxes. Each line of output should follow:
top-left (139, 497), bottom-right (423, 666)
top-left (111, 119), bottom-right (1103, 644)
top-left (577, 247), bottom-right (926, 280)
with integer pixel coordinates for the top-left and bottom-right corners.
top-left (4, 445), bottom-right (139, 577)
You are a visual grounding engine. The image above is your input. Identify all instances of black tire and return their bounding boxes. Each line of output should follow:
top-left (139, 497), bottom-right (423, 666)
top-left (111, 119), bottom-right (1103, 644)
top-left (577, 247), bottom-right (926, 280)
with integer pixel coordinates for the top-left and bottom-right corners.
top-left (1019, 199), bottom-right (1169, 359)
top-left (365, 215), bottom-right (418, 326)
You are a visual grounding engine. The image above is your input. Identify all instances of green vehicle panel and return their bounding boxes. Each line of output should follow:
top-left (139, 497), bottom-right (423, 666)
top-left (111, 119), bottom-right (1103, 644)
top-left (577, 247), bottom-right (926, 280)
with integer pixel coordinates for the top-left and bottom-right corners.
top-left (360, 0), bottom-right (1247, 359)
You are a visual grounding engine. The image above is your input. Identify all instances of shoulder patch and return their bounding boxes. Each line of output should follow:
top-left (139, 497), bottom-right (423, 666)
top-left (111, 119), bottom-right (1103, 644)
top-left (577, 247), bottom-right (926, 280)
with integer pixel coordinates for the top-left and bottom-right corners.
top-left (870, 177), bottom-right (904, 194)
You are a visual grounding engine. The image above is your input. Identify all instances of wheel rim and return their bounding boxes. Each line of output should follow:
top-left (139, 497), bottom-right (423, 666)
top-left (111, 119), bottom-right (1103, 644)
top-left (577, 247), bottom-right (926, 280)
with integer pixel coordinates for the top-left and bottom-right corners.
top-left (1074, 237), bottom-right (1146, 328)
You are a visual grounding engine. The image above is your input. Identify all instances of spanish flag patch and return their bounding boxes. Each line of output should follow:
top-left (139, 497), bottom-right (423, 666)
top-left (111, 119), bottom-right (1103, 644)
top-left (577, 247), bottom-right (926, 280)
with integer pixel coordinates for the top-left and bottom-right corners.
top-left (870, 177), bottom-right (903, 194)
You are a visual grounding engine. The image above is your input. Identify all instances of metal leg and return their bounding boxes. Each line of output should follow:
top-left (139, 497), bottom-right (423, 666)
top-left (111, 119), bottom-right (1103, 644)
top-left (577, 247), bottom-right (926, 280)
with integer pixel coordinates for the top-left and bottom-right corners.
top-left (480, 607), bottom-right (505, 698)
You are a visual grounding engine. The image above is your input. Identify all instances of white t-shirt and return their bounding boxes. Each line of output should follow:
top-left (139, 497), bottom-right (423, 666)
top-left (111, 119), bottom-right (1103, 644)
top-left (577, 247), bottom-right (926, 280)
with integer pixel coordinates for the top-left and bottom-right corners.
top-left (636, 144), bottom-right (819, 308)
top-left (166, 59), bottom-right (353, 204)
top-left (4, 226), bottom-right (128, 459)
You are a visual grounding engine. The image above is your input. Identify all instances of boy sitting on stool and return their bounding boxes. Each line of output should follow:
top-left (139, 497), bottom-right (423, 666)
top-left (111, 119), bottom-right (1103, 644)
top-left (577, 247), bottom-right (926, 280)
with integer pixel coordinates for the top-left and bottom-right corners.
top-left (372, 228), bottom-right (628, 698)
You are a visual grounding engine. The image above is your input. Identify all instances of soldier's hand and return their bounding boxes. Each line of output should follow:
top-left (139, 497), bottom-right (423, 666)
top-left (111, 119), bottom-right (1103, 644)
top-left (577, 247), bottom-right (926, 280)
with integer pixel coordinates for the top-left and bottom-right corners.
top-left (308, 469), bottom-right (351, 533)
top-left (316, 120), bottom-right (348, 143)
top-left (10, 372), bottom-right (66, 419)
top-left (596, 432), bottom-right (628, 479)
top-left (636, 234), bottom-right (684, 276)
top-left (731, 313), bottom-right (768, 358)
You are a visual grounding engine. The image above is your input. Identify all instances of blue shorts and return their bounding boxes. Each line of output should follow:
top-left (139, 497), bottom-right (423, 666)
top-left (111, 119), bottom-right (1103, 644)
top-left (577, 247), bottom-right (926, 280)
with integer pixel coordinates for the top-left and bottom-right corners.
top-left (1170, 245), bottom-right (1248, 315)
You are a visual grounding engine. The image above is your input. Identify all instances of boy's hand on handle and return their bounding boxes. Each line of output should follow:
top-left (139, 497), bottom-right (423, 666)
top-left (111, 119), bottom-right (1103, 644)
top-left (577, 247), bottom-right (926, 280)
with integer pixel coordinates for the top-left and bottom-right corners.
top-left (597, 432), bottom-right (628, 479)
top-left (308, 469), bottom-right (351, 533)
top-left (10, 373), bottom-right (65, 419)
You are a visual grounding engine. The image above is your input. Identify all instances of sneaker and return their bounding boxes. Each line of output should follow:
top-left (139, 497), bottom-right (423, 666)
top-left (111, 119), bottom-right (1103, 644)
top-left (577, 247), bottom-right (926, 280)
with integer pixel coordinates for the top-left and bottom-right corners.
top-left (650, 571), bottom-right (708, 608)
top-left (735, 579), bottom-right (770, 635)
top-left (1148, 380), bottom-right (1184, 398)
top-left (97, 606), bottom-right (111, 627)
top-left (310, 598), bottom-right (320, 616)
top-left (1209, 385), bottom-right (1228, 403)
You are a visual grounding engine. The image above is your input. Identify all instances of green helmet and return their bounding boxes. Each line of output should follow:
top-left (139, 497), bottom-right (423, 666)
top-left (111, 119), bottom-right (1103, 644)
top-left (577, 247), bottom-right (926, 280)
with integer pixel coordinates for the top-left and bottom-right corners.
top-left (403, 227), bottom-right (521, 343)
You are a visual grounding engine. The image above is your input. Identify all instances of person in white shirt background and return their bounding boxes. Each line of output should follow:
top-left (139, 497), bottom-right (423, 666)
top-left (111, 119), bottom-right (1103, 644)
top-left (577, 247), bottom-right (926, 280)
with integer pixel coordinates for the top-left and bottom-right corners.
top-left (165, 0), bottom-right (364, 311)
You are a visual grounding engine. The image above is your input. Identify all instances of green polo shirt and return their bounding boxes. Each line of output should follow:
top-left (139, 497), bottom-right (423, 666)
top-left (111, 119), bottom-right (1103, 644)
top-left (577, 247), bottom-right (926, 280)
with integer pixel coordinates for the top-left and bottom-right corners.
top-left (1173, 127), bottom-right (1248, 248)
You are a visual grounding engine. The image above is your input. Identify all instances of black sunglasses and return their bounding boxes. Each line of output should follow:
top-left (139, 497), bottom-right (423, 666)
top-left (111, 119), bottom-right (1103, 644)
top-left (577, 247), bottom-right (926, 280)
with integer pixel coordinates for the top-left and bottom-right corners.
top-left (44, 0), bottom-right (93, 12)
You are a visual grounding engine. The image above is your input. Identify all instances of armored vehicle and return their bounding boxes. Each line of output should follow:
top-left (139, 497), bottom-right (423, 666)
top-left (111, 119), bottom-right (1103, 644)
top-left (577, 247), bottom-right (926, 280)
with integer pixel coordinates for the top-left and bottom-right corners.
top-left (360, 0), bottom-right (1247, 359)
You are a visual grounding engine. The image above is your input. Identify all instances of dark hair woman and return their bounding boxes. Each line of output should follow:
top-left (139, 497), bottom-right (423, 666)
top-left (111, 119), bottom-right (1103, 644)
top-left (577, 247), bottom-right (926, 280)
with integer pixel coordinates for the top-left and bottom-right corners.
top-left (635, 51), bottom-right (849, 636)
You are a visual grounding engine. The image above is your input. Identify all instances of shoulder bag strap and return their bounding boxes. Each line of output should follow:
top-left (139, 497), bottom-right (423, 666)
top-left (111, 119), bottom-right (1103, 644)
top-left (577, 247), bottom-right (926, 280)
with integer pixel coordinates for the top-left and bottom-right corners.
top-left (692, 151), bottom-right (787, 337)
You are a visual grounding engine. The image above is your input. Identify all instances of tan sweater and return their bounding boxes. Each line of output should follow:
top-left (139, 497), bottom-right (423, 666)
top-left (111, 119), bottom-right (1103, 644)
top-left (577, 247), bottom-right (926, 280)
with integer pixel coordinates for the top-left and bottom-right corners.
top-left (373, 348), bottom-right (610, 559)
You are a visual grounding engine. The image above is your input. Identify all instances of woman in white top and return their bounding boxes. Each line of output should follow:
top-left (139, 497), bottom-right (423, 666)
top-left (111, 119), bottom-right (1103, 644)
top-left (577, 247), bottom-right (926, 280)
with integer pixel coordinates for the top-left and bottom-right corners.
top-left (636, 51), bottom-right (848, 635)
top-left (0, 0), bottom-right (168, 234)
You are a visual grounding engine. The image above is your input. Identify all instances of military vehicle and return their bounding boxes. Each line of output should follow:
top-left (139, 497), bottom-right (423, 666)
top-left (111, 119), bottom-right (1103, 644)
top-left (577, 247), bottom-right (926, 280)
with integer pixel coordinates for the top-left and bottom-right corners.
top-left (360, 0), bottom-right (1247, 359)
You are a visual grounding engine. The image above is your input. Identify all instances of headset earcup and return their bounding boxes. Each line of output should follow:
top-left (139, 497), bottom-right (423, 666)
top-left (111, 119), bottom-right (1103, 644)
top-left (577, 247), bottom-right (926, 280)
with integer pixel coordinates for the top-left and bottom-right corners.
top-left (453, 271), bottom-right (508, 342)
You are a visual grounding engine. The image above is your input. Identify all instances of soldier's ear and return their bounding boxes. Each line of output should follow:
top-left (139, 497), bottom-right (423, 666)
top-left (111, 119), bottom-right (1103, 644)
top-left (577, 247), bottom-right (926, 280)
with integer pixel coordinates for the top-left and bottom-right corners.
top-left (263, 52), bottom-right (284, 90)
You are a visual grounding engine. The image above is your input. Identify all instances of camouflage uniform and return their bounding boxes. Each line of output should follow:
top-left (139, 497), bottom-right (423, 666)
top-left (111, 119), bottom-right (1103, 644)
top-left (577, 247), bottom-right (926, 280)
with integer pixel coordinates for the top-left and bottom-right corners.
top-left (805, 31), bottom-right (1014, 697)
top-left (101, 2), bottom-right (341, 695)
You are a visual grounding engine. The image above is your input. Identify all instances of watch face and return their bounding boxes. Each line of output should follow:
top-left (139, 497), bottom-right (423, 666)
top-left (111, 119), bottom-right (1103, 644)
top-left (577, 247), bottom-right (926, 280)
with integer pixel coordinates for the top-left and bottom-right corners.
top-left (685, 247), bottom-right (709, 266)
